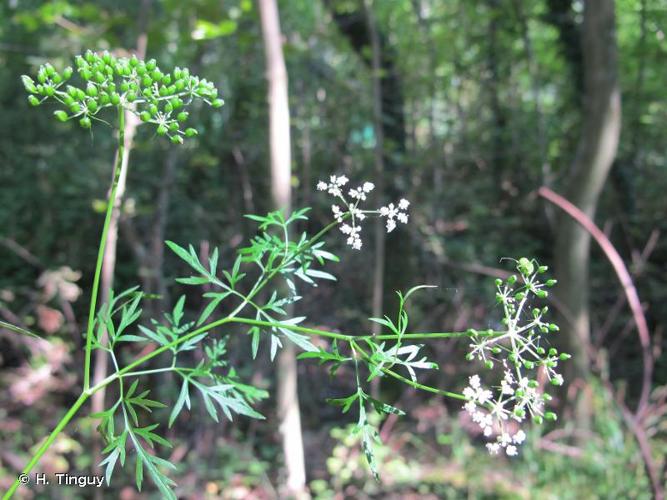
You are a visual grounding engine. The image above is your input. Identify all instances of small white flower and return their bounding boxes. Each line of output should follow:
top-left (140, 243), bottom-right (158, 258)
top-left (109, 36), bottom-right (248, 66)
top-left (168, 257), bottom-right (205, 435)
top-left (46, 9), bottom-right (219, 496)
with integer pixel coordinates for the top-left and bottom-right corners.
top-left (513, 430), bottom-right (526, 444)
top-left (317, 181), bottom-right (327, 191)
top-left (397, 212), bottom-right (409, 224)
top-left (398, 198), bottom-right (410, 210)
top-left (506, 445), bottom-right (518, 456)
top-left (386, 219), bottom-right (396, 233)
top-left (486, 442), bottom-right (500, 454)
top-left (362, 182), bottom-right (375, 192)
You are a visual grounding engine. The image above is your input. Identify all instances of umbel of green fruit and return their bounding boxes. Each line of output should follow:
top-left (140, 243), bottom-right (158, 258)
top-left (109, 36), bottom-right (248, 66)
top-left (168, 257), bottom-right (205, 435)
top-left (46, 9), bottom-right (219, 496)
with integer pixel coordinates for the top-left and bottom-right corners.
top-left (22, 50), bottom-right (224, 143)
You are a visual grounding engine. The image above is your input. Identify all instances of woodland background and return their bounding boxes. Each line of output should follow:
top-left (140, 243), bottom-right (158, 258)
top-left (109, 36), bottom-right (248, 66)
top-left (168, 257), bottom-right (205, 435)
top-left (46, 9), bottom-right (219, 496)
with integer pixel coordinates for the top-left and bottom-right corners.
top-left (0, 0), bottom-right (666, 498)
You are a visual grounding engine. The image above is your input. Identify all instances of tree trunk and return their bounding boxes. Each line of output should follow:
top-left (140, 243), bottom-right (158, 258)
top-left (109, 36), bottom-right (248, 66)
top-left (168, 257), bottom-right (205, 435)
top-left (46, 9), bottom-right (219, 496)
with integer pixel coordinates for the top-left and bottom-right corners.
top-left (554, 0), bottom-right (621, 426)
top-left (258, 0), bottom-right (308, 497)
top-left (90, 2), bottom-right (151, 486)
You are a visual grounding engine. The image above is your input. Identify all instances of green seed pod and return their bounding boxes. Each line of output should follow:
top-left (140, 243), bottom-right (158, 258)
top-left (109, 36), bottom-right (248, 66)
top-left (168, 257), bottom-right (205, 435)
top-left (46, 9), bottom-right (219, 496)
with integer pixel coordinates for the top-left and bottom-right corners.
top-left (136, 64), bottom-right (146, 76)
top-left (149, 104), bottom-right (158, 116)
top-left (533, 415), bottom-right (543, 425)
top-left (54, 110), bottom-right (68, 122)
top-left (99, 93), bottom-right (110, 105)
top-left (120, 81), bottom-right (130, 92)
top-left (169, 122), bottom-right (179, 132)
top-left (177, 111), bottom-right (189, 122)
top-left (86, 83), bottom-right (98, 97)
top-left (151, 70), bottom-right (162, 81)
top-left (52, 73), bottom-right (62, 84)
top-left (491, 346), bottom-right (502, 354)
top-left (175, 79), bottom-right (185, 91)
top-left (63, 95), bottom-right (74, 106)
top-left (545, 412), bottom-right (557, 421)
top-left (81, 68), bottom-right (92, 81)
top-left (523, 361), bottom-right (534, 370)
top-left (110, 92), bottom-right (121, 105)
top-left (87, 99), bottom-right (98, 112)
top-left (142, 75), bottom-right (153, 87)
top-left (168, 85), bottom-right (177, 96)
top-left (75, 56), bottom-right (86, 68)
top-left (45, 85), bottom-right (55, 97)
top-left (173, 67), bottom-right (182, 79)
top-left (170, 135), bottom-right (183, 144)
top-left (21, 75), bottom-right (37, 93)
top-left (514, 408), bottom-right (525, 418)
top-left (536, 290), bottom-right (548, 299)
top-left (85, 50), bottom-right (95, 63)
top-left (559, 353), bottom-right (571, 361)
top-left (79, 116), bottom-right (92, 129)
top-left (536, 347), bottom-right (545, 355)
top-left (212, 98), bottom-right (224, 108)
top-left (465, 353), bottom-right (474, 361)
top-left (62, 66), bottom-right (73, 80)
top-left (130, 55), bottom-right (139, 67)
top-left (546, 279), bottom-right (557, 287)
top-left (170, 96), bottom-right (182, 108)
top-left (538, 265), bottom-right (548, 273)
top-left (76, 88), bottom-right (86, 100)
top-left (142, 88), bottom-right (152, 98)
top-left (542, 393), bottom-right (553, 401)
top-left (126, 92), bottom-right (137, 102)
top-left (157, 124), bottom-right (167, 136)
top-left (159, 85), bottom-right (168, 97)
top-left (95, 71), bottom-right (105, 84)
top-left (162, 74), bottom-right (172, 85)
top-left (45, 63), bottom-right (55, 76)
top-left (507, 274), bottom-right (517, 285)
top-left (70, 102), bottom-right (81, 113)
top-left (495, 278), bottom-right (502, 287)
top-left (102, 51), bottom-right (111, 64)
top-left (140, 111), bottom-right (151, 122)
top-left (146, 58), bottom-right (157, 71)
top-left (515, 292), bottom-right (526, 301)
top-left (37, 68), bottom-right (48, 84)
top-left (28, 95), bottom-right (40, 106)
top-left (550, 377), bottom-right (562, 386)
top-left (164, 102), bottom-right (173, 113)
top-left (484, 360), bottom-right (493, 369)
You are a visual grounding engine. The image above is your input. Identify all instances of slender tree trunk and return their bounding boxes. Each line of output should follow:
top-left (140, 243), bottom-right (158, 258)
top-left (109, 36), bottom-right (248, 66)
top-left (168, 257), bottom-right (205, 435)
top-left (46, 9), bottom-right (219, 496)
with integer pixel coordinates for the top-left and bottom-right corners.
top-left (258, 0), bottom-right (308, 497)
top-left (364, 0), bottom-right (385, 400)
top-left (90, 1), bottom-right (151, 484)
top-left (554, 0), bottom-right (621, 427)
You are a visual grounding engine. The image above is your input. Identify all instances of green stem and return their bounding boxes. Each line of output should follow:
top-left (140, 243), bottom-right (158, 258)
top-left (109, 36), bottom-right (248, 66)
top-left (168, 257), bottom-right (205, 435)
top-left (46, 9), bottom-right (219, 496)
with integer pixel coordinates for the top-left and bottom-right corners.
top-left (0, 320), bottom-right (45, 340)
top-left (84, 107), bottom-right (125, 391)
top-left (3, 393), bottom-right (90, 500)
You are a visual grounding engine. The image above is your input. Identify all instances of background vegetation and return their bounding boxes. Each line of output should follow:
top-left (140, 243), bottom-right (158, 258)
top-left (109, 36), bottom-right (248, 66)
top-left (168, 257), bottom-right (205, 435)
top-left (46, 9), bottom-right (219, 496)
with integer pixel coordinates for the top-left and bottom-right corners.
top-left (1, 0), bottom-right (665, 498)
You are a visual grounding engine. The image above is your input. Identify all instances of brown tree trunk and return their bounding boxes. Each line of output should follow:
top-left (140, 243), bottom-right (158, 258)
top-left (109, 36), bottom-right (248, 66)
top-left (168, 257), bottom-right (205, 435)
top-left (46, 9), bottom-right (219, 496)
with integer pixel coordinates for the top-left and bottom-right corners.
top-left (258, 0), bottom-right (308, 497)
top-left (554, 0), bottom-right (621, 427)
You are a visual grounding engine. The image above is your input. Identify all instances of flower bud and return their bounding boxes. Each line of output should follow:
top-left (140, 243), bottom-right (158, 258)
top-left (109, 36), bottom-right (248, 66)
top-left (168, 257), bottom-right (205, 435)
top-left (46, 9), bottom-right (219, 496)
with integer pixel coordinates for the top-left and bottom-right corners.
top-left (546, 279), bottom-right (557, 287)
top-left (170, 135), bottom-right (183, 144)
top-left (507, 275), bottom-right (517, 285)
top-left (54, 110), bottom-right (68, 122)
top-left (185, 127), bottom-right (198, 137)
top-left (140, 111), bottom-right (151, 122)
top-left (21, 75), bottom-right (37, 93)
top-left (559, 353), bottom-right (571, 361)
top-left (110, 92), bottom-right (121, 105)
top-left (177, 111), bottom-right (189, 122)
top-left (157, 124), bottom-right (167, 136)
top-left (545, 412), bottom-right (557, 421)
top-left (538, 266), bottom-right (548, 273)
top-left (533, 415), bottom-right (543, 424)
top-left (484, 360), bottom-right (494, 370)
top-left (28, 95), bottom-right (40, 106)
top-left (87, 99), bottom-right (98, 112)
top-left (212, 98), bottom-right (224, 108)
top-left (79, 116), bottom-right (91, 129)
top-left (69, 102), bottom-right (81, 113)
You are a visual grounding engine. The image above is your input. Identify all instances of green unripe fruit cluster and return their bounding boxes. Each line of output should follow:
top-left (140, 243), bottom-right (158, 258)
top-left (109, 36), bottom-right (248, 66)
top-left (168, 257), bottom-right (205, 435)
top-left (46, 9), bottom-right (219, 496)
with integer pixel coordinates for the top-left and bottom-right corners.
top-left (22, 50), bottom-right (223, 142)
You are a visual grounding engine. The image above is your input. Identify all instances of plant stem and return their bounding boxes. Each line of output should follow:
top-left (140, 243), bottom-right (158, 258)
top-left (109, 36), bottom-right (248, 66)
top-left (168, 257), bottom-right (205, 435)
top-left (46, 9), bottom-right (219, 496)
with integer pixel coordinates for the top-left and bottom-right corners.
top-left (3, 393), bottom-right (90, 499)
top-left (84, 107), bottom-right (125, 390)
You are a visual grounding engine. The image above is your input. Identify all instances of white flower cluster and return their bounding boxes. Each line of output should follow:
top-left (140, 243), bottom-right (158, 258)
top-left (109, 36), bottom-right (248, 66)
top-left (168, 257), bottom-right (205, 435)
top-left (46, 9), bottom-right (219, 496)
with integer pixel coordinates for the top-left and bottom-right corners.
top-left (462, 258), bottom-right (566, 457)
top-left (317, 175), bottom-right (410, 250)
